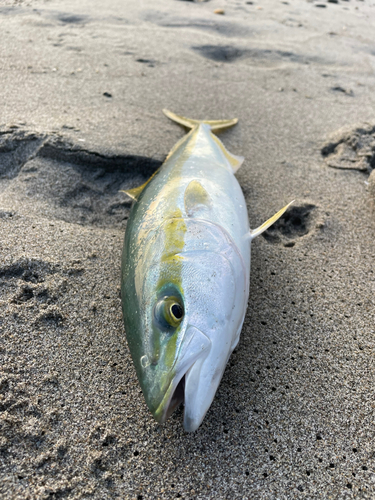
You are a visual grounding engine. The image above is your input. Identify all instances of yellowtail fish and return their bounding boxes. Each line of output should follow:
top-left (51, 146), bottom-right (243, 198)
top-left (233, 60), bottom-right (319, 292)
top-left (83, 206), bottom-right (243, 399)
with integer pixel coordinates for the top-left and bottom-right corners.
top-left (121, 110), bottom-right (293, 432)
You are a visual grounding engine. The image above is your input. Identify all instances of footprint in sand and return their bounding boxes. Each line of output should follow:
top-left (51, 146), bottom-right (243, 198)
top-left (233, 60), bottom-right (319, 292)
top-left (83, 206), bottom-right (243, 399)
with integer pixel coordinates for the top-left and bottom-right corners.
top-left (322, 123), bottom-right (375, 206)
top-left (0, 126), bottom-right (161, 228)
top-left (262, 203), bottom-right (318, 247)
top-left (322, 123), bottom-right (375, 174)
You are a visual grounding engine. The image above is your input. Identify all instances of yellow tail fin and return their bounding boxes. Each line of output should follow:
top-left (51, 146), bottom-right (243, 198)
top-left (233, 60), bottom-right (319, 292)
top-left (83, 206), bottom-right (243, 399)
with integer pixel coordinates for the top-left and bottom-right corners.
top-left (163, 109), bottom-right (238, 132)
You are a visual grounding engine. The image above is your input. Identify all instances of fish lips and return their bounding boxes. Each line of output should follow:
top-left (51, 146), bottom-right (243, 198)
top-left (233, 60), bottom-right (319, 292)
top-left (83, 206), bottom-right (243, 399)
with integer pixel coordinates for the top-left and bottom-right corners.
top-left (153, 325), bottom-right (211, 426)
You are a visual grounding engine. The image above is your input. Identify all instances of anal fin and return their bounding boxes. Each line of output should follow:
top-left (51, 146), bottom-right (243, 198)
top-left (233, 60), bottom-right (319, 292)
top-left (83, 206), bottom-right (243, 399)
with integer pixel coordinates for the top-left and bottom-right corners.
top-left (210, 134), bottom-right (244, 173)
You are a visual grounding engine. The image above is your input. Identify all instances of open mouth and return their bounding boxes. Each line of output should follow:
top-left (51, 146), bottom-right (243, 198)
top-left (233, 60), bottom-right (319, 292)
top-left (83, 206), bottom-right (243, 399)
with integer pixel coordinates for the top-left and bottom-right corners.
top-left (154, 368), bottom-right (189, 424)
top-left (153, 325), bottom-right (211, 424)
top-left (156, 360), bottom-right (197, 424)
top-left (165, 374), bottom-right (185, 420)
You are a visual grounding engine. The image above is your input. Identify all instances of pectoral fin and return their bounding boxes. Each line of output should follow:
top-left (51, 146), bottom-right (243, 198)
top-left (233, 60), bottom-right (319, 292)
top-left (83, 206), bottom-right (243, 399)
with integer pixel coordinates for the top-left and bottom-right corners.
top-left (249, 200), bottom-right (294, 240)
top-left (184, 180), bottom-right (212, 216)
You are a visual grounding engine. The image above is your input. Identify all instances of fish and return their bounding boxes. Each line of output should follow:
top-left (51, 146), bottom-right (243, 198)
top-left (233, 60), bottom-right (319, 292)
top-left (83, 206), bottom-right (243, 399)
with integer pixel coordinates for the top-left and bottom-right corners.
top-left (121, 109), bottom-right (293, 432)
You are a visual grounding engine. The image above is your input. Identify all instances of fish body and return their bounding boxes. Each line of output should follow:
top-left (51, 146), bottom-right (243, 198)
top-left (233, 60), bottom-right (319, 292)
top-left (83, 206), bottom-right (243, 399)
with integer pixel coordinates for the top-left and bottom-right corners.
top-left (121, 110), bottom-right (292, 432)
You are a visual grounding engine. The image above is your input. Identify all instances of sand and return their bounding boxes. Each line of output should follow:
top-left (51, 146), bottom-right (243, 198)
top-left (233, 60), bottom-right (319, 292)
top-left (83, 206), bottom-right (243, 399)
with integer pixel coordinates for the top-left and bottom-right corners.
top-left (1, 0), bottom-right (375, 498)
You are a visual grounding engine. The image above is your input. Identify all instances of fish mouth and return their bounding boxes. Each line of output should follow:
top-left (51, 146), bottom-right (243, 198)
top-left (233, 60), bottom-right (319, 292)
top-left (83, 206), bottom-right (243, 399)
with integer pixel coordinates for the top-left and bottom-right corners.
top-left (164, 374), bottom-right (186, 421)
top-left (154, 325), bottom-right (211, 424)
top-left (154, 366), bottom-right (191, 424)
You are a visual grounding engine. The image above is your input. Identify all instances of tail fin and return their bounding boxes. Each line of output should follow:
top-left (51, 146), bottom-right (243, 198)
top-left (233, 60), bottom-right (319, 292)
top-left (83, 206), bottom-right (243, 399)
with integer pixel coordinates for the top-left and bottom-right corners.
top-left (163, 109), bottom-right (238, 133)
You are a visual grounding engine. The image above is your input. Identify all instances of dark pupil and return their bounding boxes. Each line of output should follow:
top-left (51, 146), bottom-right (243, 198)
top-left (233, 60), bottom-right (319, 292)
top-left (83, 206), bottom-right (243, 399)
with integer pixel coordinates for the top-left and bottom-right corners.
top-left (171, 304), bottom-right (183, 320)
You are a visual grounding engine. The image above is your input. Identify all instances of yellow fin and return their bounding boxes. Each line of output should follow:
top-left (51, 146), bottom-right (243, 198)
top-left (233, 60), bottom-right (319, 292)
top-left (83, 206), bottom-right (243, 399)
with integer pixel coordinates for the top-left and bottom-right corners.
top-left (163, 109), bottom-right (238, 132)
top-left (184, 180), bottom-right (212, 216)
top-left (210, 133), bottom-right (244, 173)
top-left (120, 169), bottom-right (160, 201)
top-left (250, 201), bottom-right (295, 240)
top-left (120, 185), bottom-right (145, 201)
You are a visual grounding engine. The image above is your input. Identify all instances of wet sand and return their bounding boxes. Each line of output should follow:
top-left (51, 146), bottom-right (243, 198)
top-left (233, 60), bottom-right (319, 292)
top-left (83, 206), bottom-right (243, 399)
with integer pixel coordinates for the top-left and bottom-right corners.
top-left (1, 0), bottom-right (375, 498)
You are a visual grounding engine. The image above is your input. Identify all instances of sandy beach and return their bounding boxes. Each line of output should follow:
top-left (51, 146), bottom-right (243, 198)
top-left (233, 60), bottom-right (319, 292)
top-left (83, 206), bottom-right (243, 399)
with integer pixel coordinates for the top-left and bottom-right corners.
top-left (1, 0), bottom-right (375, 498)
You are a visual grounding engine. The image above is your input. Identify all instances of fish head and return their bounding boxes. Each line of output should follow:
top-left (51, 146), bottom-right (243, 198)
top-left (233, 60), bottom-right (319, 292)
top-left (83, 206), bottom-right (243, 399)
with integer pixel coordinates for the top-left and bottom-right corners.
top-left (122, 218), bottom-right (247, 431)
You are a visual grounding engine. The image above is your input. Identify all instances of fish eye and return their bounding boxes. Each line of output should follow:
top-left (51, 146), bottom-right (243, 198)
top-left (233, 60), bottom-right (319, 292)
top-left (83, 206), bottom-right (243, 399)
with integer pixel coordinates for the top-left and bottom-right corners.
top-left (154, 296), bottom-right (184, 329)
top-left (171, 303), bottom-right (183, 320)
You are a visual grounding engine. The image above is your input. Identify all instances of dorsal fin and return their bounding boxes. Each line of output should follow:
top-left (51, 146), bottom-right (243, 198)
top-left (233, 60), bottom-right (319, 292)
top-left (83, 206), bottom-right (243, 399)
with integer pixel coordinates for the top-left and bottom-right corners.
top-left (163, 109), bottom-right (238, 133)
top-left (120, 169), bottom-right (160, 201)
top-left (184, 180), bottom-right (212, 216)
top-left (120, 184), bottom-right (145, 201)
